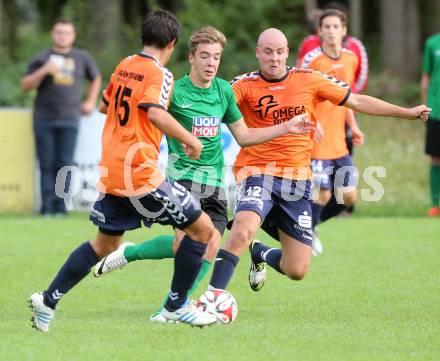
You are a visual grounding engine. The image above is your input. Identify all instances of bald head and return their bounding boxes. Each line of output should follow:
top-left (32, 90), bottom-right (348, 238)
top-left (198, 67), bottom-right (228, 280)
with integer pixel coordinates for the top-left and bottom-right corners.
top-left (256, 28), bottom-right (289, 80)
top-left (257, 28), bottom-right (288, 48)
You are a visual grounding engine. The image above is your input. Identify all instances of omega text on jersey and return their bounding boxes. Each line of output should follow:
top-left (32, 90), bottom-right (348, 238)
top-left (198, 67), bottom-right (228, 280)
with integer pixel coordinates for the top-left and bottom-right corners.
top-left (273, 105), bottom-right (306, 124)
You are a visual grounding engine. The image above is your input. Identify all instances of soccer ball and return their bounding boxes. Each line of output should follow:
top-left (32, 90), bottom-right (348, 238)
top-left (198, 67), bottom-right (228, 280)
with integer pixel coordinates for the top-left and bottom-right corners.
top-left (197, 289), bottom-right (238, 324)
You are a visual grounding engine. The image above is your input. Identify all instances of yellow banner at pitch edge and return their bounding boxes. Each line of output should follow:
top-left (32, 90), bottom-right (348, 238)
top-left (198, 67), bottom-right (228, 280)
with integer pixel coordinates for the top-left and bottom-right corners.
top-left (0, 108), bottom-right (34, 213)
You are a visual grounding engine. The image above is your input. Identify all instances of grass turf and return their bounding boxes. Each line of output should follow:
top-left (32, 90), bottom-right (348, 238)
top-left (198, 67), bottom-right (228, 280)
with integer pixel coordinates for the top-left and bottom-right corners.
top-left (0, 214), bottom-right (439, 361)
top-left (353, 114), bottom-right (430, 217)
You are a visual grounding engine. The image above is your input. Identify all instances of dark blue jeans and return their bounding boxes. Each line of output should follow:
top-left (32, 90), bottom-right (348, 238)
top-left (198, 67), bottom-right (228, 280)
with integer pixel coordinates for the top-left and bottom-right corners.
top-left (34, 117), bottom-right (79, 214)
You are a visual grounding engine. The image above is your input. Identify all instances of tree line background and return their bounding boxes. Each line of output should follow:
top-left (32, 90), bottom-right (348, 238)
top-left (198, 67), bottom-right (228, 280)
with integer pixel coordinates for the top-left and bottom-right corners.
top-left (1, 0), bottom-right (440, 107)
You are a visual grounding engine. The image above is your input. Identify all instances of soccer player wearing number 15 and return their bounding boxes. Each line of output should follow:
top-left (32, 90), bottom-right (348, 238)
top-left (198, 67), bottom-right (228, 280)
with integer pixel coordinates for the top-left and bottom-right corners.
top-left (28, 9), bottom-right (220, 331)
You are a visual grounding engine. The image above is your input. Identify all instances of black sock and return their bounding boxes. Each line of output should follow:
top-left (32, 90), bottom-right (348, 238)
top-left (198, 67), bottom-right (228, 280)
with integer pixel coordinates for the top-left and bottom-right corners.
top-left (252, 242), bottom-right (284, 274)
top-left (164, 236), bottom-right (207, 312)
top-left (312, 202), bottom-right (325, 230)
top-left (320, 196), bottom-right (346, 222)
top-left (209, 249), bottom-right (240, 290)
top-left (44, 241), bottom-right (99, 309)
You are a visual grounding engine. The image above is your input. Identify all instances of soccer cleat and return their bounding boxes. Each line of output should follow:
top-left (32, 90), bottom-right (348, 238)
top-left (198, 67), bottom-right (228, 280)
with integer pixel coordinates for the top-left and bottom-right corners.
top-left (28, 292), bottom-right (54, 332)
top-left (149, 311), bottom-right (179, 324)
top-left (93, 242), bottom-right (133, 277)
top-left (161, 301), bottom-right (217, 327)
top-left (248, 239), bottom-right (267, 292)
top-left (427, 206), bottom-right (440, 217)
top-left (312, 230), bottom-right (323, 256)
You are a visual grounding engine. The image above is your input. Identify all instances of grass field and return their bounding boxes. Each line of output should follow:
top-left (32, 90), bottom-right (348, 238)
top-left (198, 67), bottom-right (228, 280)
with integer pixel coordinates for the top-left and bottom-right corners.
top-left (1, 214), bottom-right (439, 361)
top-left (353, 114), bottom-right (430, 217)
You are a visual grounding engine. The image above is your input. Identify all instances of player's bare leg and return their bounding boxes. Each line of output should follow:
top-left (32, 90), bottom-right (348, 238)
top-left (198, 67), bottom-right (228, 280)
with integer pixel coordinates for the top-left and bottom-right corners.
top-left (278, 229), bottom-right (311, 281)
top-left (335, 186), bottom-right (357, 208)
top-left (91, 232), bottom-right (123, 258)
top-left (223, 211), bottom-right (261, 256)
top-left (248, 228), bottom-right (311, 291)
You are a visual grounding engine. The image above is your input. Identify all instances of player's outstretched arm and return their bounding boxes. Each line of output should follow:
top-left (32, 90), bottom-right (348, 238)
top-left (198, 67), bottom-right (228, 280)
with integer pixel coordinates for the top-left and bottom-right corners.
top-left (148, 107), bottom-right (202, 160)
top-left (344, 93), bottom-right (431, 121)
top-left (227, 114), bottom-right (314, 147)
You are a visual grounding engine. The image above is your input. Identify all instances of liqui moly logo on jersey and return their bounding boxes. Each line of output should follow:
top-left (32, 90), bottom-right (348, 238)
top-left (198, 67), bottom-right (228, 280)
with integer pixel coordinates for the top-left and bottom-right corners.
top-left (192, 116), bottom-right (220, 137)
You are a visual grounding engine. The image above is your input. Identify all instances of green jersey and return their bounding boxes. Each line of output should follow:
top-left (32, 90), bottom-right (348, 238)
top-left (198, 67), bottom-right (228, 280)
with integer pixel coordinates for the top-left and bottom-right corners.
top-left (422, 33), bottom-right (440, 120)
top-left (166, 75), bottom-right (242, 187)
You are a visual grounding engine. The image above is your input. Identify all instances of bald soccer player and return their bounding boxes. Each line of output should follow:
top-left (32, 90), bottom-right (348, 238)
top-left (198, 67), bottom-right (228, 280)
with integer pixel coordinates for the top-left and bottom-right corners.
top-left (205, 28), bottom-right (430, 294)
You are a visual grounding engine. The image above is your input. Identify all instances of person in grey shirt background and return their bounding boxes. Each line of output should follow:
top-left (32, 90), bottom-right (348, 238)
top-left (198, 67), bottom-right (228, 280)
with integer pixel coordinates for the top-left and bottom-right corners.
top-left (21, 18), bottom-right (101, 216)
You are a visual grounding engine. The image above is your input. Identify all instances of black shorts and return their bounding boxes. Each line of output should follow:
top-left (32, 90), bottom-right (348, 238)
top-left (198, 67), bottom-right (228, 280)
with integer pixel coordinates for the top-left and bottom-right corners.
top-left (90, 180), bottom-right (202, 235)
top-left (176, 179), bottom-right (228, 235)
top-left (426, 118), bottom-right (440, 156)
top-left (233, 175), bottom-right (313, 246)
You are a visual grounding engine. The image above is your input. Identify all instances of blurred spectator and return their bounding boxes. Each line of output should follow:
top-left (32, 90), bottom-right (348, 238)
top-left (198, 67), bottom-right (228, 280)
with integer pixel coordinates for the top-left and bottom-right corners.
top-left (21, 19), bottom-right (101, 216)
top-left (297, 2), bottom-right (368, 94)
top-left (421, 32), bottom-right (440, 217)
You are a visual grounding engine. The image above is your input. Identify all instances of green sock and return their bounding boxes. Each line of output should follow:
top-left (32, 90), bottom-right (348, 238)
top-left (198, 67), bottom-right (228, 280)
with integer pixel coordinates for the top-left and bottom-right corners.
top-left (154, 259), bottom-right (212, 314)
top-left (430, 165), bottom-right (440, 206)
top-left (124, 235), bottom-right (174, 262)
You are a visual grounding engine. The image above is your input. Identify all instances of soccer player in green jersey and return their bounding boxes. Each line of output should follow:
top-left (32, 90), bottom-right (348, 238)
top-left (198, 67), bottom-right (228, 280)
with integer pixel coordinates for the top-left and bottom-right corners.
top-left (93, 26), bottom-right (313, 322)
top-left (421, 32), bottom-right (440, 217)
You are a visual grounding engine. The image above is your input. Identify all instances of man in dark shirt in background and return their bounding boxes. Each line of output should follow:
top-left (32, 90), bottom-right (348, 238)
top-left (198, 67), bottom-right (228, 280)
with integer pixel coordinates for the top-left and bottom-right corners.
top-left (21, 18), bottom-right (101, 216)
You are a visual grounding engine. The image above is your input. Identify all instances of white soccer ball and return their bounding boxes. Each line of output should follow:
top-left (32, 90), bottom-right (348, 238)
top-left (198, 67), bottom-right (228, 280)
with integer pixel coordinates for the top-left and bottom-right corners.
top-left (197, 289), bottom-right (238, 324)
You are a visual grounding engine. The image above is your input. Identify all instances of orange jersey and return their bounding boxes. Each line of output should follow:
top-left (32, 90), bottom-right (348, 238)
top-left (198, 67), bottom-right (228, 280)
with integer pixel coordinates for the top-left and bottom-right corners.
top-left (232, 67), bottom-right (351, 182)
top-left (300, 48), bottom-right (358, 159)
top-left (99, 53), bottom-right (173, 196)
